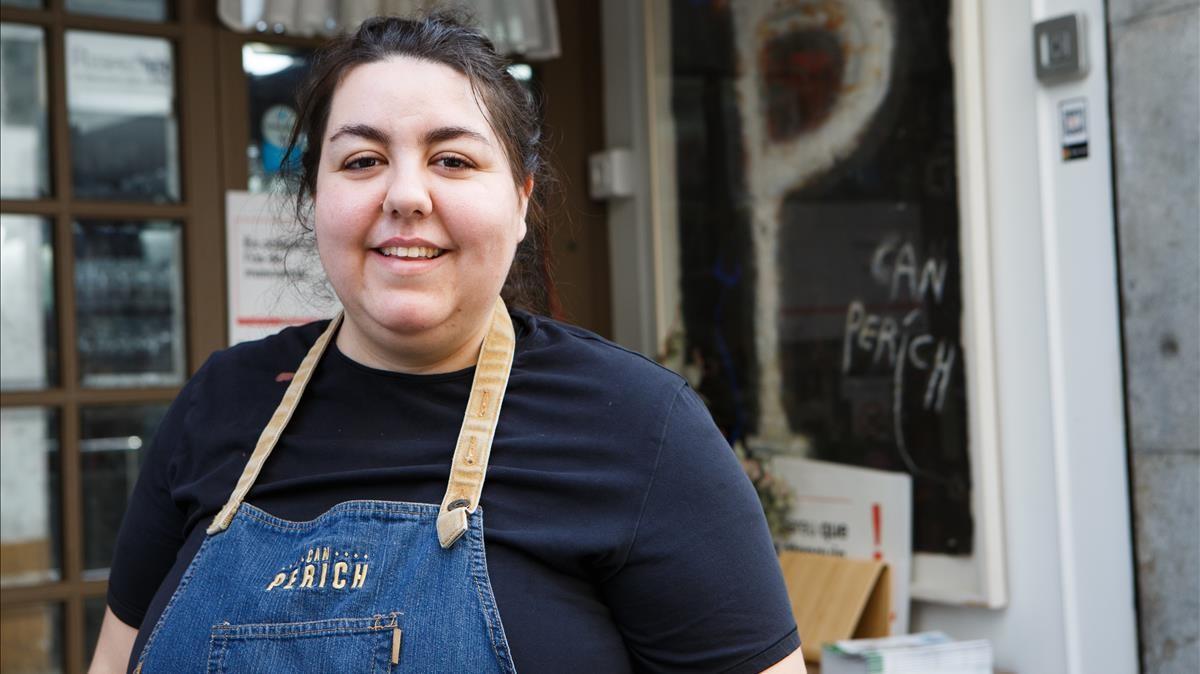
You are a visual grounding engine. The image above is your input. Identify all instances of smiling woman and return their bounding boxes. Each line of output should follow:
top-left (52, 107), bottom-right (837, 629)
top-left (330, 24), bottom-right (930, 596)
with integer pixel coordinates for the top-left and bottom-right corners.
top-left (88, 12), bottom-right (804, 674)
top-left (313, 57), bottom-right (531, 372)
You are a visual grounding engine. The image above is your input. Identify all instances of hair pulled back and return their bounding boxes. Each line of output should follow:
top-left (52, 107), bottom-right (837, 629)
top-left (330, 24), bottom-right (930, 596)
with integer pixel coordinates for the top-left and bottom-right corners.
top-left (284, 11), bottom-right (557, 315)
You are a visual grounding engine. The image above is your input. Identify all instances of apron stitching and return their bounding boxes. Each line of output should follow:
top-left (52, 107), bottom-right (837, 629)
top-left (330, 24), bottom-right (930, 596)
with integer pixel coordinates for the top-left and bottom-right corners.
top-left (205, 629), bottom-right (219, 674)
top-left (467, 526), bottom-right (513, 669)
top-left (214, 623), bottom-right (386, 636)
top-left (469, 552), bottom-right (504, 663)
top-left (236, 503), bottom-right (438, 531)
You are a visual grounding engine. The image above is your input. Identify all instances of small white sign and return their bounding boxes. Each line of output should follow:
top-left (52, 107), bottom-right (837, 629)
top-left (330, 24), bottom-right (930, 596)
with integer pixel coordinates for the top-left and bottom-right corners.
top-left (66, 30), bottom-right (173, 116)
top-left (772, 456), bottom-right (913, 634)
top-left (225, 190), bottom-right (340, 345)
top-left (1059, 97), bottom-right (1089, 160)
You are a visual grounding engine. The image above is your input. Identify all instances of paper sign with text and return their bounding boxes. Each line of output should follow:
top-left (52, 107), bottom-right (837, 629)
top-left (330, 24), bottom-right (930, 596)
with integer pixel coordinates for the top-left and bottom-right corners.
top-left (773, 456), bottom-right (913, 634)
top-left (225, 190), bottom-right (340, 345)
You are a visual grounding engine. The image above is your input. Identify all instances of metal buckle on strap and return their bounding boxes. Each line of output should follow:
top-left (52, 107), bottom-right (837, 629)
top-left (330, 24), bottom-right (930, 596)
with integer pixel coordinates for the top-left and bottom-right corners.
top-left (437, 506), bottom-right (470, 549)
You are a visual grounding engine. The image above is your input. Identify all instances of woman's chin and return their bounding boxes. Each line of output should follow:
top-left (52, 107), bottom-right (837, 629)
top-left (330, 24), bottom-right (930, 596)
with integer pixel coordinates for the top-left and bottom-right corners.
top-left (348, 295), bottom-right (457, 337)
top-left (366, 309), bottom-right (448, 337)
top-left (340, 286), bottom-right (497, 344)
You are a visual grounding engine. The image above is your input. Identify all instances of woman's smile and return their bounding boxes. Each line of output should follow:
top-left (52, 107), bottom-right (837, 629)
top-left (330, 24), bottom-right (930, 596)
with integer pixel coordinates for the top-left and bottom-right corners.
top-left (376, 247), bottom-right (443, 259)
top-left (370, 237), bottom-right (449, 276)
top-left (369, 246), bottom-right (447, 274)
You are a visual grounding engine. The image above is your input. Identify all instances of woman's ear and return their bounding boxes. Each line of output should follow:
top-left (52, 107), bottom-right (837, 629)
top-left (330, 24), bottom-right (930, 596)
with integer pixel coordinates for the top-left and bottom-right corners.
top-left (521, 176), bottom-right (534, 214)
top-left (517, 176), bottom-right (534, 241)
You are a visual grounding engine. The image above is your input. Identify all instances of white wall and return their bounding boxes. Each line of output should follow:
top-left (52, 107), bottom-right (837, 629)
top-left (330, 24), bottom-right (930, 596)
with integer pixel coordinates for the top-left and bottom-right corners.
top-left (602, 0), bottom-right (659, 356)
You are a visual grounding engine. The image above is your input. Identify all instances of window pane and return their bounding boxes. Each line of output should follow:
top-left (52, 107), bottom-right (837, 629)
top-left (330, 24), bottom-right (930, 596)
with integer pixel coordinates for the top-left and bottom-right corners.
top-left (67, 31), bottom-right (179, 202)
top-left (67, 0), bottom-right (167, 22)
top-left (84, 597), bottom-right (105, 662)
top-left (0, 23), bottom-right (51, 199)
top-left (0, 1), bottom-right (43, 11)
top-left (242, 43), bottom-right (312, 192)
top-left (1, 215), bottom-right (58, 391)
top-left (0, 603), bottom-right (63, 674)
top-left (81, 403), bottom-right (168, 577)
top-left (0, 407), bottom-right (60, 588)
top-left (74, 220), bottom-right (185, 387)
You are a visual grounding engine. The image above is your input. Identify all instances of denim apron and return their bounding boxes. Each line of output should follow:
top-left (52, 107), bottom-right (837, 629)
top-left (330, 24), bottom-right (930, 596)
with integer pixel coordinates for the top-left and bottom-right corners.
top-left (132, 299), bottom-right (518, 673)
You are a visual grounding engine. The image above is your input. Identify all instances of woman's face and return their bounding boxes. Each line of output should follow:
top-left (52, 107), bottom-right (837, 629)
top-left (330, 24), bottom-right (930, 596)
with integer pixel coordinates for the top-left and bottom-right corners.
top-left (314, 56), bottom-right (529, 345)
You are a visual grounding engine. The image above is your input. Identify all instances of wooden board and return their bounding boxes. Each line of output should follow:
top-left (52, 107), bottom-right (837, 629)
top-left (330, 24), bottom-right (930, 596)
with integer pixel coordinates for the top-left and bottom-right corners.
top-left (778, 551), bottom-right (891, 663)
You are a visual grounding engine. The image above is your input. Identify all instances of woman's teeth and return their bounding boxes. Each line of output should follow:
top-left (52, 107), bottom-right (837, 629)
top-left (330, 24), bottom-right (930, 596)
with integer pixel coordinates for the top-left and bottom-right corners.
top-left (378, 246), bottom-right (443, 259)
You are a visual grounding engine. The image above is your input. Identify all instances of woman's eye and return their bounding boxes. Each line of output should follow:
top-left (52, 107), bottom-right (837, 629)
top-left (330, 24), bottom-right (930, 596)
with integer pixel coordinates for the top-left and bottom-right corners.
top-left (435, 155), bottom-right (473, 170)
top-left (344, 156), bottom-right (380, 170)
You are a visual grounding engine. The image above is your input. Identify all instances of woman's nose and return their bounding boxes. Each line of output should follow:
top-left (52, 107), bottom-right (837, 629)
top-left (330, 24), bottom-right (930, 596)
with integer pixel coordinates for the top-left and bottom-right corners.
top-left (381, 163), bottom-right (433, 219)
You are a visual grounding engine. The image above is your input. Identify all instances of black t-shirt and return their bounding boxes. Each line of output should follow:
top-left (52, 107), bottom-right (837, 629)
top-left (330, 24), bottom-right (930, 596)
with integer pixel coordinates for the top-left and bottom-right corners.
top-left (108, 311), bottom-right (800, 672)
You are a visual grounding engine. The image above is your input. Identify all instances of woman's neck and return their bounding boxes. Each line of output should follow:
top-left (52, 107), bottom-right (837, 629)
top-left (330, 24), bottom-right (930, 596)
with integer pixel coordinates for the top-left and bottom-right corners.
top-left (334, 311), bottom-right (491, 375)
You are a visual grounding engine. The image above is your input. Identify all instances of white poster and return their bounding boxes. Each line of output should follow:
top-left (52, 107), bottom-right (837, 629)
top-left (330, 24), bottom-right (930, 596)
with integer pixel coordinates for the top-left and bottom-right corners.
top-left (0, 407), bottom-right (56, 586)
top-left (0, 215), bottom-right (49, 390)
top-left (773, 456), bottom-right (913, 634)
top-left (225, 190), bottom-right (340, 345)
top-left (66, 30), bottom-right (172, 117)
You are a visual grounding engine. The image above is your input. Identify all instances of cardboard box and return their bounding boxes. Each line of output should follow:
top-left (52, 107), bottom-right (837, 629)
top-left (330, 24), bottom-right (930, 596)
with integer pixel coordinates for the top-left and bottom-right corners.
top-left (778, 551), bottom-right (892, 664)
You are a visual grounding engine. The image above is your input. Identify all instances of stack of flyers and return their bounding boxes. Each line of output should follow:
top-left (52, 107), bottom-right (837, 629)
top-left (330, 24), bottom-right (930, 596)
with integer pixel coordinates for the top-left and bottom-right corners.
top-left (821, 631), bottom-right (993, 674)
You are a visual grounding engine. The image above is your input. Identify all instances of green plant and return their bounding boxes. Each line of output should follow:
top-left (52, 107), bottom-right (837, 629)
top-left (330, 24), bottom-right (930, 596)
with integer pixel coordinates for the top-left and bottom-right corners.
top-left (734, 440), bottom-right (797, 545)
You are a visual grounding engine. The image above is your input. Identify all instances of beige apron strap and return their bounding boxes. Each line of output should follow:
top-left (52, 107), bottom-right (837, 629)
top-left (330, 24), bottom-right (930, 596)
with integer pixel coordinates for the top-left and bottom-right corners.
top-left (437, 298), bottom-right (517, 549)
top-left (206, 313), bottom-right (343, 534)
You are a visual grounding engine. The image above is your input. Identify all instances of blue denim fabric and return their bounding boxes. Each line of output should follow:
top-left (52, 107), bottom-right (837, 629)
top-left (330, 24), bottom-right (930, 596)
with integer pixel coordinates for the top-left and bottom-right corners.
top-left (134, 501), bottom-right (515, 673)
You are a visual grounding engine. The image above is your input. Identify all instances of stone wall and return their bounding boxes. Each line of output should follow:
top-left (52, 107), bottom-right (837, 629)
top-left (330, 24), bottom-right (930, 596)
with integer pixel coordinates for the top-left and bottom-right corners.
top-left (1106, 1), bottom-right (1200, 672)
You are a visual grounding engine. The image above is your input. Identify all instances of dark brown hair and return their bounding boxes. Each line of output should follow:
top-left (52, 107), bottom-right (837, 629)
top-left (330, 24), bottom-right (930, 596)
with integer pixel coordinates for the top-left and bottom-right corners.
top-left (283, 11), bottom-right (558, 315)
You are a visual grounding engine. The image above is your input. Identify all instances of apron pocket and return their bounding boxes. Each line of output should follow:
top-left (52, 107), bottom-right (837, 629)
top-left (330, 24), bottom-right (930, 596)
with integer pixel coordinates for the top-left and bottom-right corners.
top-left (207, 613), bottom-right (402, 674)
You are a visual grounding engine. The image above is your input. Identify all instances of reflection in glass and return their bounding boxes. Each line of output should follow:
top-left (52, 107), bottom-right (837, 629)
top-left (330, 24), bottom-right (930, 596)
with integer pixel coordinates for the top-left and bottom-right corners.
top-left (1, 23), bottom-right (51, 199)
top-left (0, 407), bottom-right (60, 588)
top-left (81, 403), bottom-right (168, 577)
top-left (67, 30), bottom-right (179, 202)
top-left (74, 220), bottom-right (185, 387)
top-left (242, 43), bottom-right (312, 192)
top-left (67, 0), bottom-right (167, 22)
top-left (1, 215), bottom-right (57, 391)
top-left (0, 603), bottom-right (63, 674)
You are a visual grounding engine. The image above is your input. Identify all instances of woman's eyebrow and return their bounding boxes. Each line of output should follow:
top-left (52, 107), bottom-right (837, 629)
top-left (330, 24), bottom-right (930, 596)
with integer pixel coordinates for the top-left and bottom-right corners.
top-left (424, 126), bottom-right (491, 147)
top-left (328, 123), bottom-right (390, 145)
top-left (326, 123), bottom-right (490, 148)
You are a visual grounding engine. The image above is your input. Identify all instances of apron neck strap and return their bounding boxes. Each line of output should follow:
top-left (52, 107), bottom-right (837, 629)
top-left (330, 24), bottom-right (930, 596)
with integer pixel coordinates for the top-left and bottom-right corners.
top-left (207, 311), bottom-right (342, 534)
top-left (207, 298), bottom-right (517, 548)
top-left (436, 299), bottom-right (516, 548)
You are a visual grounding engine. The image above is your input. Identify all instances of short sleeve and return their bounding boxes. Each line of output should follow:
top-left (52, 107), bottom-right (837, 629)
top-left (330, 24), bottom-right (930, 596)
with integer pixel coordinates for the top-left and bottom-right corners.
top-left (105, 361), bottom-right (207, 628)
top-left (602, 384), bottom-right (800, 673)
